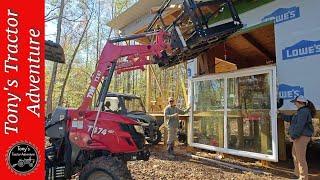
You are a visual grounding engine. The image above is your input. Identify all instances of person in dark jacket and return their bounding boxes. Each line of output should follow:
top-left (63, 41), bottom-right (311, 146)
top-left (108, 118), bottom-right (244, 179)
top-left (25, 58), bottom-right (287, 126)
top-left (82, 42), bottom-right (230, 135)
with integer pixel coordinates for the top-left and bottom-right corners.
top-left (280, 95), bottom-right (316, 180)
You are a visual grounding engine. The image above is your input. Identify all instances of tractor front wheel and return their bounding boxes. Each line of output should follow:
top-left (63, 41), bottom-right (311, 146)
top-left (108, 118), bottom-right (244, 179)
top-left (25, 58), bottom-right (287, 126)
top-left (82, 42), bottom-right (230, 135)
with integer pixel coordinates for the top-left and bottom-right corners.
top-left (79, 156), bottom-right (132, 180)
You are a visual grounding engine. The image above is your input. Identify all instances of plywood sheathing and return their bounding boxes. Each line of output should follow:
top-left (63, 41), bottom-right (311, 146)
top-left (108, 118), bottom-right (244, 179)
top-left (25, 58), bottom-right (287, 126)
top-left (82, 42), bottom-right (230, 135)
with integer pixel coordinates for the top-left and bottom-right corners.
top-left (197, 23), bottom-right (276, 75)
top-left (226, 24), bottom-right (276, 66)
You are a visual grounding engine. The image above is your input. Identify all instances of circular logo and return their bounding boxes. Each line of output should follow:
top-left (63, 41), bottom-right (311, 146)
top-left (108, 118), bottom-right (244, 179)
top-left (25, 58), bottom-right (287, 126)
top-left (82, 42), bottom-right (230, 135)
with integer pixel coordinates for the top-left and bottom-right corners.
top-left (7, 142), bottom-right (39, 174)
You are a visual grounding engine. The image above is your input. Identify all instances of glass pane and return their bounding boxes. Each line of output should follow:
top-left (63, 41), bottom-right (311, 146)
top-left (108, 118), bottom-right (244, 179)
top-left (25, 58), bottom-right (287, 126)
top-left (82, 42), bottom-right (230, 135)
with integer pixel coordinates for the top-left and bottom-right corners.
top-left (227, 74), bottom-right (272, 155)
top-left (124, 97), bottom-right (145, 113)
top-left (104, 97), bottom-right (120, 112)
top-left (192, 79), bottom-right (224, 147)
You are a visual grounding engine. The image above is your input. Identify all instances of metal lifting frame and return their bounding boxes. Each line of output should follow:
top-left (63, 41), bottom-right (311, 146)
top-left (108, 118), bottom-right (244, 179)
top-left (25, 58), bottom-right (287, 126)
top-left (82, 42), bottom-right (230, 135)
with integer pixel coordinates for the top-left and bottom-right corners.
top-left (146, 0), bottom-right (243, 68)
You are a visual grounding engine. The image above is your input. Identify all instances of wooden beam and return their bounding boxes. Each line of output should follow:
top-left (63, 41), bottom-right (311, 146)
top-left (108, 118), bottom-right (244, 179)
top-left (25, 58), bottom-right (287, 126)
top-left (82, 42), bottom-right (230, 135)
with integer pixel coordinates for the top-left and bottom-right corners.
top-left (179, 66), bottom-right (188, 106)
top-left (278, 118), bottom-right (287, 160)
top-left (197, 52), bottom-right (209, 75)
top-left (208, 44), bottom-right (250, 68)
top-left (150, 65), bottom-right (164, 96)
top-left (146, 66), bottom-right (152, 112)
top-left (241, 33), bottom-right (275, 61)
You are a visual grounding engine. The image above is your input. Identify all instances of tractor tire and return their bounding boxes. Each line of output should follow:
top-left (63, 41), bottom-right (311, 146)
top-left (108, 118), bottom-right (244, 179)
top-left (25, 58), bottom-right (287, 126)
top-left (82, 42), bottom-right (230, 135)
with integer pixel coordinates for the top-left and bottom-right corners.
top-left (146, 129), bottom-right (162, 145)
top-left (79, 156), bottom-right (132, 180)
top-left (18, 160), bottom-right (24, 167)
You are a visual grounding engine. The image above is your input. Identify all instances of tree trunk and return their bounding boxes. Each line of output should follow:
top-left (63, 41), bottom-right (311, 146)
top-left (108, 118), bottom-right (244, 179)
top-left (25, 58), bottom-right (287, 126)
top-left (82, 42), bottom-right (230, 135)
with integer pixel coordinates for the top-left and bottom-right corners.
top-left (46, 0), bottom-right (65, 116)
top-left (58, 15), bottom-right (92, 106)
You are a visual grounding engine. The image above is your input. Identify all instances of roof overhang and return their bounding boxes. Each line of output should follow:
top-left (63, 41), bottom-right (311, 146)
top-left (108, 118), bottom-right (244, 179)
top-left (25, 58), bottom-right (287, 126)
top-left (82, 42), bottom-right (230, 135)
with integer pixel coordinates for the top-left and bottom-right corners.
top-left (108, 0), bottom-right (161, 31)
top-left (108, 0), bottom-right (183, 34)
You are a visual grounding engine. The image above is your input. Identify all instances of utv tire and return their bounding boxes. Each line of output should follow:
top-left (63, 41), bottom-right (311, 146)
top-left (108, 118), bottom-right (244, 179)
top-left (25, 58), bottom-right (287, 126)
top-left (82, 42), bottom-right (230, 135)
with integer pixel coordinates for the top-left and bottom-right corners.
top-left (146, 129), bottom-right (162, 145)
top-left (79, 157), bottom-right (132, 180)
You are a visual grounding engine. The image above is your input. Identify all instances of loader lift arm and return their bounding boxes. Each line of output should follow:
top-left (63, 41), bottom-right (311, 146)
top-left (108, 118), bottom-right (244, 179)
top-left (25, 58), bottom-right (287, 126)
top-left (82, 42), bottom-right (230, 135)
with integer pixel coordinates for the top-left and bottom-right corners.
top-left (77, 30), bottom-right (170, 113)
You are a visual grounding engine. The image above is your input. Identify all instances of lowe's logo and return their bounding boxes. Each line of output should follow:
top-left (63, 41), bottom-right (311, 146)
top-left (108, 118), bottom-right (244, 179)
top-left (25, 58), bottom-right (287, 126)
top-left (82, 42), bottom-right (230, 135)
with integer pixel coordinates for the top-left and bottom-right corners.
top-left (282, 40), bottom-right (320, 60)
top-left (262, 6), bottom-right (300, 24)
top-left (279, 84), bottom-right (304, 100)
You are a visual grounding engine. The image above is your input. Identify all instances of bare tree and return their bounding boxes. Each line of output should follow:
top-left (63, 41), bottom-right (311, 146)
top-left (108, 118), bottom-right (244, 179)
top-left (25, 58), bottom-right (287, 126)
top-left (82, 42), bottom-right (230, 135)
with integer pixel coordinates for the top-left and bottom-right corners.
top-left (46, 0), bottom-right (65, 115)
top-left (58, 3), bottom-right (93, 106)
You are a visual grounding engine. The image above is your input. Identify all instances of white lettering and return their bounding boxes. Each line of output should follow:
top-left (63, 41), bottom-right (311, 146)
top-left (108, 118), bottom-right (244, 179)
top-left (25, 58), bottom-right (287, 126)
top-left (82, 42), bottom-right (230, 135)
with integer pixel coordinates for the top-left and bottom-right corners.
top-left (88, 125), bottom-right (93, 132)
top-left (287, 44), bottom-right (320, 58)
top-left (8, 43), bottom-right (18, 54)
top-left (286, 50), bottom-right (292, 58)
top-left (87, 86), bottom-right (96, 98)
top-left (27, 104), bottom-right (40, 117)
top-left (4, 9), bottom-right (20, 135)
top-left (5, 121), bottom-right (18, 134)
top-left (283, 12), bottom-right (290, 20)
top-left (7, 79), bottom-right (18, 88)
top-left (315, 45), bottom-right (320, 52)
top-left (94, 71), bottom-right (102, 82)
top-left (4, 55), bottom-right (18, 73)
top-left (292, 49), bottom-right (299, 56)
top-left (275, 14), bottom-right (284, 23)
top-left (289, 11), bottom-right (296, 18)
top-left (298, 47), bottom-right (308, 56)
top-left (293, 90), bottom-right (300, 97)
top-left (87, 125), bottom-right (110, 135)
top-left (279, 89), bottom-right (302, 99)
top-left (5, 92), bottom-right (20, 134)
top-left (308, 46), bottom-right (315, 54)
top-left (26, 28), bottom-right (41, 118)
top-left (7, 113), bottom-right (18, 123)
top-left (8, 9), bottom-right (18, 17)
top-left (8, 92), bottom-right (21, 103)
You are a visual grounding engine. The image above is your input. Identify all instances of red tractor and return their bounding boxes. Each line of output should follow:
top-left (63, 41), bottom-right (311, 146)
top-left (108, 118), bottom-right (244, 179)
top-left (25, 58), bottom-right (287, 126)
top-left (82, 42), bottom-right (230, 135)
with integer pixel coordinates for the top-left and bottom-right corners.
top-left (45, 0), bottom-right (242, 179)
top-left (45, 30), bottom-right (169, 180)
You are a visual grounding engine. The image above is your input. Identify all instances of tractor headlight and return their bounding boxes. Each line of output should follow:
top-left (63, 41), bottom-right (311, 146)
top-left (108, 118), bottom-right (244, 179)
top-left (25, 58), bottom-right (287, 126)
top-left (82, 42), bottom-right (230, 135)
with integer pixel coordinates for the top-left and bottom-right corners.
top-left (134, 125), bottom-right (144, 134)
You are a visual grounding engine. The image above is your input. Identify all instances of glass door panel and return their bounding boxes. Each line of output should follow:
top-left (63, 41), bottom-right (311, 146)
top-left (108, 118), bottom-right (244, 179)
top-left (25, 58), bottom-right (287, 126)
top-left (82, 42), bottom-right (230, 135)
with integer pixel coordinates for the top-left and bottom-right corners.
top-left (192, 79), bottom-right (224, 147)
top-left (227, 73), bottom-right (273, 155)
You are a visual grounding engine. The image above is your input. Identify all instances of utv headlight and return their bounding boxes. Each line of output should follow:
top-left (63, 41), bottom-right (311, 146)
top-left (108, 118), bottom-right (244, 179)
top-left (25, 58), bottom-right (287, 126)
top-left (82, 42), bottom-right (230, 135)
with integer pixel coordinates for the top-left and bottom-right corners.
top-left (134, 125), bottom-right (144, 134)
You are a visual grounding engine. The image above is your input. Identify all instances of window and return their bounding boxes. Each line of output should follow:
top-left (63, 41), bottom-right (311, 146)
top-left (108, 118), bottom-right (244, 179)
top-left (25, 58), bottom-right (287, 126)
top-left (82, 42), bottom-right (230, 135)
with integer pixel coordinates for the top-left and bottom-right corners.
top-left (193, 79), bottom-right (224, 147)
top-left (104, 97), bottom-right (120, 112)
top-left (189, 66), bottom-right (277, 161)
top-left (227, 74), bottom-right (272, 155)
top-left (124, 97), bottom-right (145, 113)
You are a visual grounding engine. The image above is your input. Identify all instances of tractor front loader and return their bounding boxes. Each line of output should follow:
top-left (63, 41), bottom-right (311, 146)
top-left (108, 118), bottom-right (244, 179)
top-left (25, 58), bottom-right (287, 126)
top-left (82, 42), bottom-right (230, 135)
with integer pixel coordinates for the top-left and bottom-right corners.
top-left (44, 0), bottom-right (242, 179)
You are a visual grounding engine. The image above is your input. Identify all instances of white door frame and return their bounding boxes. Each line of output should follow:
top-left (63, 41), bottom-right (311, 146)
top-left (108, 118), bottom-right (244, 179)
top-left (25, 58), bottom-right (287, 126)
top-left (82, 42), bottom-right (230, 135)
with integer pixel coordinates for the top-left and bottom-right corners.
top-left (188, 65), bottom-right (278, 162)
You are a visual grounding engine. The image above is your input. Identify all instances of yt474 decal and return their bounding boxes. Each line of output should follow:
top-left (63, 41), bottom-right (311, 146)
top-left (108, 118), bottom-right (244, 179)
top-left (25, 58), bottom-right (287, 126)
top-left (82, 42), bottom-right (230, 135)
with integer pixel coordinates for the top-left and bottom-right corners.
top-left (87, 125), bottom-right (114, 135)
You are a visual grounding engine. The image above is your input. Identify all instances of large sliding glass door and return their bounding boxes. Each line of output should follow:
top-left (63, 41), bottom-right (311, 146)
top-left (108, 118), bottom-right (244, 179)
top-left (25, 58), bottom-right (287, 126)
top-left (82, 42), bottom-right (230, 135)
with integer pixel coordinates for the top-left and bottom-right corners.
top-left (189, 66), bottom-right (278, 161)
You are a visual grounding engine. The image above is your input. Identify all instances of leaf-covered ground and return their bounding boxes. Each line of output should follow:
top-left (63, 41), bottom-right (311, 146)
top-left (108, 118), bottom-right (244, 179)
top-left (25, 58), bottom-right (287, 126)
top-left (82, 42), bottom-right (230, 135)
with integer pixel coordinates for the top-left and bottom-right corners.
top-left (128, 145), bottom-right (295, 180)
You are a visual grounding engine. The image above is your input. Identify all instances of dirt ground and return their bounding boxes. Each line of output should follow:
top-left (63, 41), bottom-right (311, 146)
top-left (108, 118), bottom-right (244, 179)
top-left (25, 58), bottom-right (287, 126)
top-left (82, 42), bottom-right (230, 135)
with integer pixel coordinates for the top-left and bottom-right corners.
top-left (128, 144), bottom-right (319, 180)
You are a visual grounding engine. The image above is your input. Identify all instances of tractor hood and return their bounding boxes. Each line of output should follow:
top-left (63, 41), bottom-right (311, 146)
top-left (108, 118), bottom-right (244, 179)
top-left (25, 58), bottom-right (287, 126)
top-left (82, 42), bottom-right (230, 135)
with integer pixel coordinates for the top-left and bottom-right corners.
top-left (46, 107), bottom-right (67, 128)
top-left (45, 107), bottom-right (68, 138)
